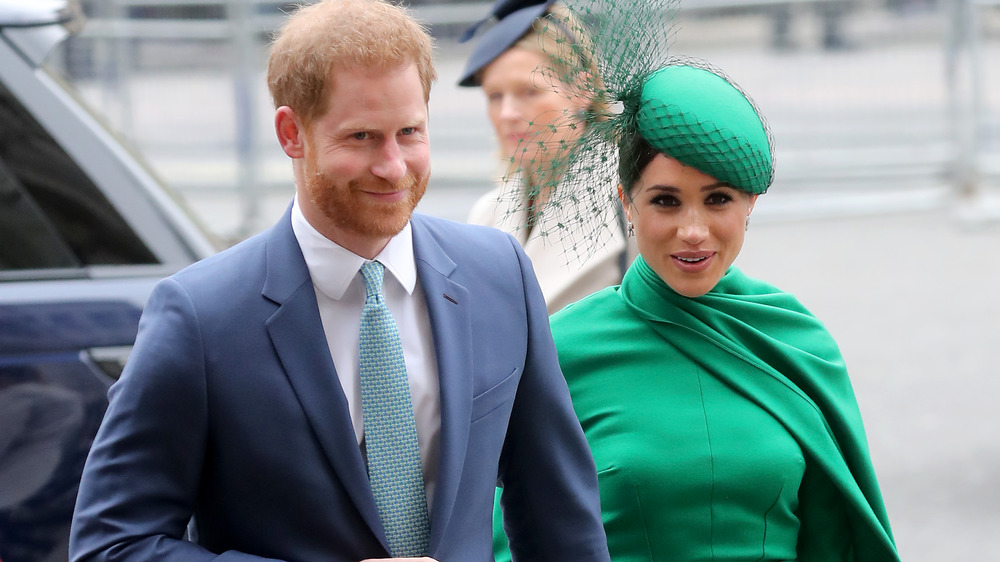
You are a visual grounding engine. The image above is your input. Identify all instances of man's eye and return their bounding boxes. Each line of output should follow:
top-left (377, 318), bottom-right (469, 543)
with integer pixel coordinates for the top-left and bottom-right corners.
top-left (352, 132), bottom-right (369, 140)
top-left (400, 127), bottom-right (416, 136)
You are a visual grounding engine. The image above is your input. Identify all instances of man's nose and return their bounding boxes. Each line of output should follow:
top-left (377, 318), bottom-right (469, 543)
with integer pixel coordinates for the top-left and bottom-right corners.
top-left (371, 139), bottom-right (407, 183)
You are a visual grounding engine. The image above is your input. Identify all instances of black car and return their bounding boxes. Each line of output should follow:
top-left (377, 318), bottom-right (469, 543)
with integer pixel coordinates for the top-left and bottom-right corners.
top-left (0, 2), bottom-right (216, 560)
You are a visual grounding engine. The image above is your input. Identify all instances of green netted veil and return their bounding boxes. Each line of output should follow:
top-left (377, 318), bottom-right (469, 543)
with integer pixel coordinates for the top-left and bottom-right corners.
top-left (494, 0), bottom-right (774, 262)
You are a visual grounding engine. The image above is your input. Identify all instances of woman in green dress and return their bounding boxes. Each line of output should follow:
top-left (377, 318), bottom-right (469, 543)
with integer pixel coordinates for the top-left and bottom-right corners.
top-left (490, 15), bottom-right (899, 561)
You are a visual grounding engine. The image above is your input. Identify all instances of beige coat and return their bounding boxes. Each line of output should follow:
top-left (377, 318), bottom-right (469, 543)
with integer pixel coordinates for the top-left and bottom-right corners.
top-left (467, 184), bottom-right (636, 314)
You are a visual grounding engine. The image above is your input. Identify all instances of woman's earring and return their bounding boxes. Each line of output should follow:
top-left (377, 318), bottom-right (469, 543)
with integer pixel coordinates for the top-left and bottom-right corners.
top-left (745, 217), bottom-right (750, 232)
top-left (627, 222), bottom-right (635, 237)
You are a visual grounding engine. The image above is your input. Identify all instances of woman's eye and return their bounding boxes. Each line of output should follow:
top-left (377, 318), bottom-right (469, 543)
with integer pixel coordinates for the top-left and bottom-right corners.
top-left (706, 192), bottom-right (733, 205)
top-left (650, 195), bottom-right (679, 207)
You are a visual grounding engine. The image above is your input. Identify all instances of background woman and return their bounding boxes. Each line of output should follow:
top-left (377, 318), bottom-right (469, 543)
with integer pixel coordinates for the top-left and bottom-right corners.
top-left (494, 60), bottom-right (899, 561)
top-left (458, 0), bottom-right (634, 313)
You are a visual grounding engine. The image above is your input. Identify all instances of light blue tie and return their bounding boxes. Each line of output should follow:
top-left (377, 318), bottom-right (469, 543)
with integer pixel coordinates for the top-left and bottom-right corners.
top-left (358, 261), bottom-right (430, 557)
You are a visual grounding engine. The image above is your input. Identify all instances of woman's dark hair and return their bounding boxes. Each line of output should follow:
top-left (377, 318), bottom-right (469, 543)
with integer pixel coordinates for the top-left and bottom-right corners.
top-left (618, 130), bottom-right (660, 198)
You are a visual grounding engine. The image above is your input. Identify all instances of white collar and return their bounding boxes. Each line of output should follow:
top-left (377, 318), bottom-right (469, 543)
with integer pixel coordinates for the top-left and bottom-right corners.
top-left (290, 197), bottom-right (417, 300)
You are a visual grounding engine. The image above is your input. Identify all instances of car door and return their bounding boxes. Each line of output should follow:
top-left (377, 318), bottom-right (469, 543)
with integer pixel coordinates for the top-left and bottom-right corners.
top-left (0, 10), bottom-right (216, 559)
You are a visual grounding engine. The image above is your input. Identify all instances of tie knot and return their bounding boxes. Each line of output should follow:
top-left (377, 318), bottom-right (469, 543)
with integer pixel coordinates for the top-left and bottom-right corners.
top-left (360, 261), bottom-right (385, 300)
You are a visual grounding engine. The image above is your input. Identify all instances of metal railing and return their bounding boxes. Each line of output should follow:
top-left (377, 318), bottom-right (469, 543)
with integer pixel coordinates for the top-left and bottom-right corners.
top-left (54, 0), bottom-right (1000, 238)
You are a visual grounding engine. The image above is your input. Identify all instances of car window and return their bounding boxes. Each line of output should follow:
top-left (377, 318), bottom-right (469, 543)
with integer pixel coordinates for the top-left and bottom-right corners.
top-left (0, 80), bottom-right (157, 271)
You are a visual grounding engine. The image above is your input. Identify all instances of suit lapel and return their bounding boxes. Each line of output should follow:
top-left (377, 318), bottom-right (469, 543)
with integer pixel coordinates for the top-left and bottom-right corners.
top-left (261, 210), bottom-right (387, 550)
top-left (411, 217), bottom-right (472, 553)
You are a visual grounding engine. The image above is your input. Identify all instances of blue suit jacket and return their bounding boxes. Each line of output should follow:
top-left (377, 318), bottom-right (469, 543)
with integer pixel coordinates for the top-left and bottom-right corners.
top-left (70, 210), bottom-right (609, 561)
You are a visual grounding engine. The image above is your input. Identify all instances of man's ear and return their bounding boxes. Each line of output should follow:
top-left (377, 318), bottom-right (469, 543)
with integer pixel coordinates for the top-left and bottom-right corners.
top-left (275, 106), bottom-right (306, 158)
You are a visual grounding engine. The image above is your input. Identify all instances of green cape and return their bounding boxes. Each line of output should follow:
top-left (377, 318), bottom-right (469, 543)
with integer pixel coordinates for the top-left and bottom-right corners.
top-left (494, 256), bottom-right (898, 560)
top-left (613, 256), bottom-right (898, 560)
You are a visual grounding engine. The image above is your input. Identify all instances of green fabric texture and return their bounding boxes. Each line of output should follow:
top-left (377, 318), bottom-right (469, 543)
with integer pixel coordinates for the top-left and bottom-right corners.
top-left (492, 256), bottom-right (898, 561)
top-left (637, 65), bottom-right (773, 194)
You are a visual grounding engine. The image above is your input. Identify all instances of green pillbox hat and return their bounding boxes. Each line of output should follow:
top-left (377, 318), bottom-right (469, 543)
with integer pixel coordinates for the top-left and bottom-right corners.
top-left (637, 65), bottom-right (773, 194)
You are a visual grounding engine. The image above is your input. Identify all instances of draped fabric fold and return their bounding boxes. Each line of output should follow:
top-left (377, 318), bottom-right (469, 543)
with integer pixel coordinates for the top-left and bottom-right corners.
top-left (617, 256), bottom-right (897, 561)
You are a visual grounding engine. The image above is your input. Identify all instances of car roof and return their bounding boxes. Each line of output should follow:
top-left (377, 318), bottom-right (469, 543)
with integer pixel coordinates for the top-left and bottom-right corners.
top-left (0, 0), bottom-right (76, 27)
top-left (0, 0), bottom-right (83, 66)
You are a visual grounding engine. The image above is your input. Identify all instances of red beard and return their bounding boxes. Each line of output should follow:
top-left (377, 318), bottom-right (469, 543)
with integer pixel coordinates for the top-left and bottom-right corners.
top-left (305, 168), bottom-right (428, 240)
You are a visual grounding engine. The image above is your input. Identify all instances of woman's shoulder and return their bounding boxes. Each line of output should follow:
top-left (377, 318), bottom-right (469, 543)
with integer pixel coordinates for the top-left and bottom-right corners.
top-left (715, 267), bottom-right (815, 317)
top-left (466, 186), bottom-right (505, 227)
top-left (549, 287), bottom-right (637, 374)
top-left (717, 266), bottom-right (786, 295)
top-left (715, 267), bottom-right (844, 363)
top-left (550, 287), bottom-right (632, 346)
top-left (552, 286), bottom-right (621, 319)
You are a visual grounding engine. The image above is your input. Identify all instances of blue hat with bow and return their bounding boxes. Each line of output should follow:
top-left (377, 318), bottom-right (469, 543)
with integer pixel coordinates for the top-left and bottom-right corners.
top-left (457, 0), bottom-right (558, 87)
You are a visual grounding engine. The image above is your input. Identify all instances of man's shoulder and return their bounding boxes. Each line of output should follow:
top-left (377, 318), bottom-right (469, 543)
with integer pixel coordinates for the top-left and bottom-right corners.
top-left (411, 213), bottom-right (531, 288)
top-left (412, 213), bottom-right (516, 250)
top-left (167, 227), bottom-right (273, 296)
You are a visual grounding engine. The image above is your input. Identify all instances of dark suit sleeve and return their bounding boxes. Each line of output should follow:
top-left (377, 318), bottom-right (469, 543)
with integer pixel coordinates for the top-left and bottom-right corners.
top-left (69, 278), bottom-right (281, 562)
top-left (495, 239), bottom-right (610, 562)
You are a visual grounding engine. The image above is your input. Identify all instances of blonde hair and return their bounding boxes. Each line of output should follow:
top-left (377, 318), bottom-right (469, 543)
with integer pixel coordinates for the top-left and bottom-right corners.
top-left (267, 0), bottom-right (436, 124)
top-left (512, 3), bottom-right (608, 117)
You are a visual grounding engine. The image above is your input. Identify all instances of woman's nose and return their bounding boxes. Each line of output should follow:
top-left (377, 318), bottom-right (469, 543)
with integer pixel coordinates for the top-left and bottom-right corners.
top-left (677, 215), bottom-right (709, 244)
top-left (499, 96), bottom-right (522, 121)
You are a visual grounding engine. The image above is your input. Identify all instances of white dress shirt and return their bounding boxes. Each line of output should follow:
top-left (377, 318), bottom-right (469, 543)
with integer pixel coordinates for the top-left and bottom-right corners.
top-left (290, 199), bottom-right (441, 508)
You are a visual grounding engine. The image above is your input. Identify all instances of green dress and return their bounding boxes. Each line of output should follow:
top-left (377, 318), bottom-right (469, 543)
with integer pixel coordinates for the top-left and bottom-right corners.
top-left (493, 256), bottom-right (898, 561)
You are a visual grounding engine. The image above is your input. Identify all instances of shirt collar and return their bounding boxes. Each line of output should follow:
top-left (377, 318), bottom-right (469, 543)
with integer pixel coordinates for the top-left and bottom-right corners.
top-left (291, 197), bottom-right (417, 300)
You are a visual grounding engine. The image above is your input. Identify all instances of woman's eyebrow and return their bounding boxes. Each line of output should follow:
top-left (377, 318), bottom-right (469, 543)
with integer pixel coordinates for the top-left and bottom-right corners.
top-left (646, 184), bottom-right (679, 193)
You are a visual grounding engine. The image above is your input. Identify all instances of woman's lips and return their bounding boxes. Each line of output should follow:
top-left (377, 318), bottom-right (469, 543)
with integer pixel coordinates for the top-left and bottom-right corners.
top-left (506, 133), bottom-right (527, 146)
top-left (671, 252), bottom-right (715, 273)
